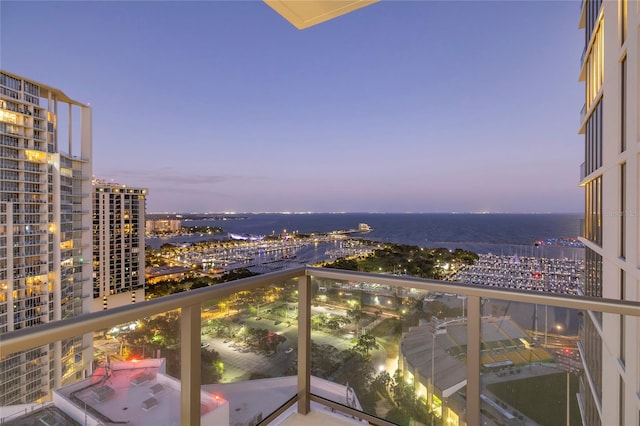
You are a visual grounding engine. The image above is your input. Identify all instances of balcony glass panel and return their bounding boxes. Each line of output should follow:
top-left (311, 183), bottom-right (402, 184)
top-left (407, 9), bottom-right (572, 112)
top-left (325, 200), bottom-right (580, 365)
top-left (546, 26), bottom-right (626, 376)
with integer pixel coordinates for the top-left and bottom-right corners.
top-left (309, 277), bottom-right (468, 425)
top-left (200, 280), bottom-right (298, 425)
top-left (479, 299), bottom-right (583, 426)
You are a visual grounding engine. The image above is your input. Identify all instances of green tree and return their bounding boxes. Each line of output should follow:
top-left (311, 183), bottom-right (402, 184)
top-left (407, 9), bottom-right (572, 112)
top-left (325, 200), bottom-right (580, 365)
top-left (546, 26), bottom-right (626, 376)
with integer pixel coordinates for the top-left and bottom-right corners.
top-left (334, 351), bottom-right (377, 414)
top-left (347, 307), bottom-right (366, 323)
top-left (353, 333), bottom-right (379, 358)
top-left (201, 347), bottom-right (223, 384)
top-left (323, 257), bottom-right (358, 270)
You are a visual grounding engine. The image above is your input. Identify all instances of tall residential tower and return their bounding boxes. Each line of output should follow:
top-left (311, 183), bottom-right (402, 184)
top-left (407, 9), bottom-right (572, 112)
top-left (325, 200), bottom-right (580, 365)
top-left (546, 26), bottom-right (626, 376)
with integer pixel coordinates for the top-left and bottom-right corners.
top-left (578, 1), bottom-right (638, 425)
top-left (92, 179), bottom-right (147, 311)
top-left (0, 70), bottom-right (93, 404)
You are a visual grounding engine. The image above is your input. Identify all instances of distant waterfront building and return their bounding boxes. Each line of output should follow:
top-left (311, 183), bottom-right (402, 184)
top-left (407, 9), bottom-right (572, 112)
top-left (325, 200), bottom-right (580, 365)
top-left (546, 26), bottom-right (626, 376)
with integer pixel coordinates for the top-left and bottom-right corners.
top-left (0, 70), bottom-right (93, 404)
top-left (577, 1), bottom-right (639, 425)
top-left (146, 218), bottom-right (181, 235)
top-left (92, 179), bottom-right (147, 310)
top-left (145, 265), bottom-right (191, 284)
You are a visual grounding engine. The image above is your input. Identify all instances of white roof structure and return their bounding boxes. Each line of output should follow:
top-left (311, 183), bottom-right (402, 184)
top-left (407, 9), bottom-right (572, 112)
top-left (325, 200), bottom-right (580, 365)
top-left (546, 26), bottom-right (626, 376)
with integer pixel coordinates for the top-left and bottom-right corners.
top-left (4, 354), bottom-right (369, 426)
top-left (44, 358), bottom-right (365, 426)
top-left (53, 359), bottom-right (228, 426)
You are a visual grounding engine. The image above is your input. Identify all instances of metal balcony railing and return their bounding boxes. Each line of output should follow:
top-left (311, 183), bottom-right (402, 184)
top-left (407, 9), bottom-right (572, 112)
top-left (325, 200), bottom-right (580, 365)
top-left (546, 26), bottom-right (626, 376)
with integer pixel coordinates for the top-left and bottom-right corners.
top-left (1, 267), bottom-right (640, 426)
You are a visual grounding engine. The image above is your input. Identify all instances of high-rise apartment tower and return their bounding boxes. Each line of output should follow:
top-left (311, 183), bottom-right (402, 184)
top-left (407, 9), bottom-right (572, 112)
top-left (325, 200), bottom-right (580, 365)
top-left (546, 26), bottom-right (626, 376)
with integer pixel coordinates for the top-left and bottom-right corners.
top-left (578, 1), bottom-right (639, 425)
top-left (0, 70), bottom-right (93, 404)
top-left (92, 179), bottom-right (147, 310)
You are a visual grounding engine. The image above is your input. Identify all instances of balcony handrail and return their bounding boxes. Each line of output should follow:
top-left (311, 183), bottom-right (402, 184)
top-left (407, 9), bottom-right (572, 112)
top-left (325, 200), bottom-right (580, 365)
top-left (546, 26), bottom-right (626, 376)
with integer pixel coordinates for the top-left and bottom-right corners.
top-left (307, 267), bottom-right (640, 314)
top-left (4, 266), bottom-right (640, 356)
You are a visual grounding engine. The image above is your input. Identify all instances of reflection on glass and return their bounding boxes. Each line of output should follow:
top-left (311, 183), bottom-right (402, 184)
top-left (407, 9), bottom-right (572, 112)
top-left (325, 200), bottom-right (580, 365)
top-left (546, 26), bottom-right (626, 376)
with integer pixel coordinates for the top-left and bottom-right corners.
top-left (480, 300), bottom-right (583, 426)
top-left (308, 278), bottom-right (467, 425)
top-left (95, 310), bottom-right (180, 369)
top-left (199, 282), bottom-right (299, 425)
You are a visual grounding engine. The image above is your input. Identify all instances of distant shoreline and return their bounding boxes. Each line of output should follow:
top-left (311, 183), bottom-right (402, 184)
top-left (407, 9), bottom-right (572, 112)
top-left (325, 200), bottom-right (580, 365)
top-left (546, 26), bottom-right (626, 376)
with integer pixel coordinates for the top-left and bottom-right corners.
top-left (147, 212), bottom-right (583, 216)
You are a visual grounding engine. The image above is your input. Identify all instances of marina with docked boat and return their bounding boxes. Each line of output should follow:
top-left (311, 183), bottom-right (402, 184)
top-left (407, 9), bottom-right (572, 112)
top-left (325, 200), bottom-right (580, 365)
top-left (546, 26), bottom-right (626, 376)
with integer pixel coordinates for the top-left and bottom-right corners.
top-left (151, 225), bottom-right (377, 275)
top-left (147, 222), bottom-right (585, 296)
top-left (449, 253), bottom-right (584, 294)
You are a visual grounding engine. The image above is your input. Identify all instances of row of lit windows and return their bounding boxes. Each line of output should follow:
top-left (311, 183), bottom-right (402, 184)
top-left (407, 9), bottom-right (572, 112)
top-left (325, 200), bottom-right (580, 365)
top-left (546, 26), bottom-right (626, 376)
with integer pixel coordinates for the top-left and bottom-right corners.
top-left (0, 110), bottom-right (19, 124)
top-left (95, 187), bottom-right (147, 194)
top-left (620, 57), bottom-right (626, 152)
top-left (619, 163), bottom-right (625, 259)
top-left (585, 22), bottom-right (604, 108)
top-left (620, 0), bottom-right (627, 44)
top-left (584, 176), bottom-right (602, 245)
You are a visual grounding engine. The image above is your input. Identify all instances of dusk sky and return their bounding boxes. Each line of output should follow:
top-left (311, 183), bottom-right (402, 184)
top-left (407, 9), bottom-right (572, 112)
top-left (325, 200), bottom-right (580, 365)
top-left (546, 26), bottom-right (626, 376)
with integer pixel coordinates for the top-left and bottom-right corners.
top-left (2, 1), bottom-right (584, 213)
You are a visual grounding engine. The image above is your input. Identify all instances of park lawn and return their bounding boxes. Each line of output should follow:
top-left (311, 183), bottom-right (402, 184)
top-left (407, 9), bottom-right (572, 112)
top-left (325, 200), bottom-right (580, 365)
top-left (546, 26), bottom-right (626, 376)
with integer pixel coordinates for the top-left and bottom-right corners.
top-left (486, 372), bottom-right (581, 426)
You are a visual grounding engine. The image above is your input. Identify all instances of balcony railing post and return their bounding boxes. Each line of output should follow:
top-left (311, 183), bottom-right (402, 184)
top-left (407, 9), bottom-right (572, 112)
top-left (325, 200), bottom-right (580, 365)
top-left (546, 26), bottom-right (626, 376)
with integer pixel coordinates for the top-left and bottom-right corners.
top-left (297, 274), bottom-right (312, 414)
top-left (180, 304), bottom-right (201, 426)
top-left (466, 295), bottom-right (481, 426)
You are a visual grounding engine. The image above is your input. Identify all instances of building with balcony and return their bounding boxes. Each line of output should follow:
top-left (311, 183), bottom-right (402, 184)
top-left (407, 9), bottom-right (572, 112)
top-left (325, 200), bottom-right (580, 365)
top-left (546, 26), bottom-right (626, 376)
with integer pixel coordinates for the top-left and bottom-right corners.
top-left (92, 179), bottom-right (147, 311)
top-left (0, 70), bottom-right (93, 405)
top-left (577, 1), bottom-right (639, 425)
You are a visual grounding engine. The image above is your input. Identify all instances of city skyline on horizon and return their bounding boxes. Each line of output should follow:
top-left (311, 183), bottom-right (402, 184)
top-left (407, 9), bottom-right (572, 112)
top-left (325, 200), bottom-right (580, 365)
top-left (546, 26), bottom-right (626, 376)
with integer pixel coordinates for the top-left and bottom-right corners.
top-left (147, 210), bottom-right (583, 215)
top-left (2, 1), bottom-right (584, 213)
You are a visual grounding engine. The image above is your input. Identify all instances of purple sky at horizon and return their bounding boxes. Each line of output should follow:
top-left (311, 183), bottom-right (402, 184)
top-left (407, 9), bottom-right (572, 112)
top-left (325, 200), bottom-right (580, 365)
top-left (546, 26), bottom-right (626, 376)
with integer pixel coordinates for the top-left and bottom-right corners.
top-left (2, 1), bottom-right (584, 213)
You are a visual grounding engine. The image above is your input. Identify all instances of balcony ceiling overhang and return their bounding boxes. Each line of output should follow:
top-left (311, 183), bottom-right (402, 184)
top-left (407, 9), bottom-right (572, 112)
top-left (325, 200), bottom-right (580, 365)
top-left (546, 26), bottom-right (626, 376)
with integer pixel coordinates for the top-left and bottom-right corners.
top-left (263, 0), bottom-right (379, 29)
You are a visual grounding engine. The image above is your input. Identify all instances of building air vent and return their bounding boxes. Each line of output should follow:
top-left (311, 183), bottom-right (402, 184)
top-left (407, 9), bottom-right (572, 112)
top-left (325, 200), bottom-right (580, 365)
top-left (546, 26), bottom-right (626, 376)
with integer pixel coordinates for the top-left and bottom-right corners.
top-left (130, 372), bottom-right (153, 386)
top-left (149, 383), bottom-right (163, 395)
top-left (141, 397), bottom-right (159, 411)
top-left (92, 385), bottom-right (115, 402)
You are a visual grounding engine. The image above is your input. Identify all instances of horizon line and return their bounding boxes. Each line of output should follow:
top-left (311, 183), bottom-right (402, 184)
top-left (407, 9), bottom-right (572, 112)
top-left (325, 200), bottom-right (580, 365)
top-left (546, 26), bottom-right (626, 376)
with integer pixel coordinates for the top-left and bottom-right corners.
top-left (147, 211), bottom-right (584, 215)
